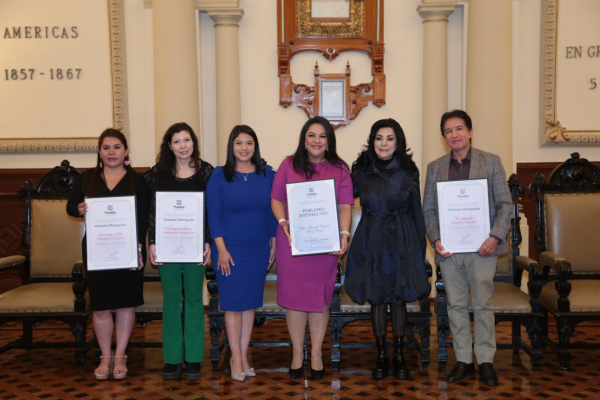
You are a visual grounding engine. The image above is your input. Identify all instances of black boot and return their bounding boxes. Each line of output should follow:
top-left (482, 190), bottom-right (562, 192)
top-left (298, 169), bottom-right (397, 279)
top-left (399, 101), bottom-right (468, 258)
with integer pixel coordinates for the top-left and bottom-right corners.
top-left (392, 336), bottom-right (409, 380)
top-left (372, 337), bottom-right (389, 380)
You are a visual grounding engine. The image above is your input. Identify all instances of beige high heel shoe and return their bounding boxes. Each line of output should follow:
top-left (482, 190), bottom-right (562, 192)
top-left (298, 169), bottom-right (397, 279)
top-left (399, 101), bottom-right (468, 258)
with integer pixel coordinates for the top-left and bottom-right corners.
top-left (230, 359), bottom-right (246, 382)
top-left (113, 354), bottom-right (128, 380)
top-left (94, 353), bottom-right (113, 380)
top-left (244, 367), bottom-right (256, 377)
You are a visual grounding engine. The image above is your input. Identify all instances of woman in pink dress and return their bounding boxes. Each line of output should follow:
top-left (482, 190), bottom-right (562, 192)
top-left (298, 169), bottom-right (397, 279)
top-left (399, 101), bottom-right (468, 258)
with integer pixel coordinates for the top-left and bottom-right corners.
top-left (271, 116), bottom-right (353, 380)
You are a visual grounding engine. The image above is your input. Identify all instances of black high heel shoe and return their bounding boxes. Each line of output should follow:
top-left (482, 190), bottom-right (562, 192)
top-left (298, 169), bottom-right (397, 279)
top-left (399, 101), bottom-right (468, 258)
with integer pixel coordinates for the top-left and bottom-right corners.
top-left (310, 358), bottom-right (325, 380)
top-left (310, 367), bottom-right (325, 380)
top-left (288, 366), bottom-right (304, 379)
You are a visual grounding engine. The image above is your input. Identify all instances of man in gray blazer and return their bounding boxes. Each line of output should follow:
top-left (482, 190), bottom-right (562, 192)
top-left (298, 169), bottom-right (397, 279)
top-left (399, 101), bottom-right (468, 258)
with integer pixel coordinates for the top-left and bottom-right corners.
top-left (423, 110), bottom-right (511, 386)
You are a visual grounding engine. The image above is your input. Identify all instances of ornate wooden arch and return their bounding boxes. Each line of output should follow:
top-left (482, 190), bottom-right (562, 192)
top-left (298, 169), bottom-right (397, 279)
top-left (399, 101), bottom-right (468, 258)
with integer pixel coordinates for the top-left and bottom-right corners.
top-left (277, 0), bottom-right (385, 129)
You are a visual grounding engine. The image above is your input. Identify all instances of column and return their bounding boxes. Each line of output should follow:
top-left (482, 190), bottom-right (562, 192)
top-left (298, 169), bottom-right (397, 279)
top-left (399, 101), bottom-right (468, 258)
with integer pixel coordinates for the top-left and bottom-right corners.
top-left (418, 3), bottom-right (457, 298)
top-left (209, 10), bottom-right (244, 165)
top-left (153, 0), bottom-right (201, 152)
top-left (418, 3), bottom-right (457, 173)
top-left (466, 0), bottom-right (513, 171)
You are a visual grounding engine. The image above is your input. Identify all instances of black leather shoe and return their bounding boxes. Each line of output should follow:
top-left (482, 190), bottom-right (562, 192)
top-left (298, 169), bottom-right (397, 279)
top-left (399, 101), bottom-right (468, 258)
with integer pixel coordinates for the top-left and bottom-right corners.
top-left (185, 362), bottom-right (201, 380)
top-left (447, 362), bottom-right (475, 382)
top-left (372, 337), bottom-right (388, 380)
top-left (163, 363), bottom-right (182, 380)
top-left (310, 367), bottom-right (325, 380)
top-left (288, 366), bottom-right (303, 379)
top-left (478, 363), bottom-right (498, 386)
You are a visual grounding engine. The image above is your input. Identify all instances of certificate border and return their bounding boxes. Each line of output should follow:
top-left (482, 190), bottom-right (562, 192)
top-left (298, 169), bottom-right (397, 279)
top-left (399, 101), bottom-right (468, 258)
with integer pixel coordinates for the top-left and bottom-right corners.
top-left (436, 178), bottom-right (491, 254)
top-left (85, 195), bottom-right (139, 271)
top-left (286, 178), bottom-right (341, 257)
top-left (155, 191), bottom-right (205, 264)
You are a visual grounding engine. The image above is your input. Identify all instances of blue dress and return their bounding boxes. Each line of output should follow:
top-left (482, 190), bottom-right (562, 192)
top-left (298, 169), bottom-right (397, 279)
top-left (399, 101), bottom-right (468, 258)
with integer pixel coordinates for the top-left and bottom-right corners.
top-left (207, 166), bottom-right (277, 311)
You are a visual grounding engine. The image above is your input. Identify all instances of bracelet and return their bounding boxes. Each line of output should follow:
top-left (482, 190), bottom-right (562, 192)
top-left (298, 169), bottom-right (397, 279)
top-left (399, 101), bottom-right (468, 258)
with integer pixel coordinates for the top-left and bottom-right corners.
top-left (340, 230), bottom-right (350, 236)
top-left (278, 219), bottom-right (287, 225)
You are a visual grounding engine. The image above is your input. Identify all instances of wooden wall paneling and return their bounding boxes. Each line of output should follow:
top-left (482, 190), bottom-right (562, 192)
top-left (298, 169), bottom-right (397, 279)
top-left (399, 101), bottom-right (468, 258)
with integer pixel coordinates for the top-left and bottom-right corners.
top-left (0, 166), bottom-right (150, 258)
top-left (0, 165), bottom-right (150, 294)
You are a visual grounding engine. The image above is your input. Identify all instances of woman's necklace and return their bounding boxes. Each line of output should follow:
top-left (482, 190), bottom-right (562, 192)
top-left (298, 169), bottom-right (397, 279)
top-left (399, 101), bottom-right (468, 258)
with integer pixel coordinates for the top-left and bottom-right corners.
top-left (236, 166), bottom-right (254, 181)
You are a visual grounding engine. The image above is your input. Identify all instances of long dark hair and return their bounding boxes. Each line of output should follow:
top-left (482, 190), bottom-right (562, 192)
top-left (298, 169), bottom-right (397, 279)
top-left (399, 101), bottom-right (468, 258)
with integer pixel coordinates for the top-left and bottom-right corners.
top-left (85, 128), bottom-right (136, 196)
top-left (153, 122), bottom-right (202, 190)
top-left (351, 118), bottom-right (417, 173)
top-left (292, 116), bottom-right (348, 179)
top-left (223, 125), bottom-right (265, 182)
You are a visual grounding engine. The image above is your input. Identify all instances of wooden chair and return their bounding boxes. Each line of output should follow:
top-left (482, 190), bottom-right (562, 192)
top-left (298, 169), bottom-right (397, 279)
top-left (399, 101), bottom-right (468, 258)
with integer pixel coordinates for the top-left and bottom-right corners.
top-left (526, 152), bottom-right (600, 369)
top-left (329, 200), bottom-right (433, 369)
top-left (435, 173), bottom-right (544, 371)
top-left (0, 160), bottom-right (91, 368)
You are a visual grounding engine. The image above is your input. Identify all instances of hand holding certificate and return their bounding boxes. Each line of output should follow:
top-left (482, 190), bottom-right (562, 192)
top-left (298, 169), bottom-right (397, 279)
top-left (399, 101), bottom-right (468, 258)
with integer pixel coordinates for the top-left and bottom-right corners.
top-left (286, 179), bottom-right (341, 256)
top-left (437, 179), bottom-right (491, 254)
top-left (85, 196), bottom-right (139, 271)
top-left (154, 191), bottom-right (205, 264)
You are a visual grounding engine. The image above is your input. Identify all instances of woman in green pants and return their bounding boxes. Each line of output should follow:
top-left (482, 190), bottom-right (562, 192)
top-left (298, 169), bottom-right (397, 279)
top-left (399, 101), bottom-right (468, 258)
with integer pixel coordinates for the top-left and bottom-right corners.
top-left (148, 122), bottom-right (213, 380)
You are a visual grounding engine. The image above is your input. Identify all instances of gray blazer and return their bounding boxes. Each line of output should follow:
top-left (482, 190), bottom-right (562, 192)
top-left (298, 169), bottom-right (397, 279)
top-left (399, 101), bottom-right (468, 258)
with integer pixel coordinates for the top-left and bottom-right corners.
top-left (422, 147), bottom-right (512, 261)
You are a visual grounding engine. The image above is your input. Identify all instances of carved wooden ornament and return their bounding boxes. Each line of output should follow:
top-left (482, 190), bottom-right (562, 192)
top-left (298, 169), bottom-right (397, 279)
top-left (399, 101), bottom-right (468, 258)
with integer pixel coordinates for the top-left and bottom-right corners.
top-left (277, 0), bottom-right (385, 129)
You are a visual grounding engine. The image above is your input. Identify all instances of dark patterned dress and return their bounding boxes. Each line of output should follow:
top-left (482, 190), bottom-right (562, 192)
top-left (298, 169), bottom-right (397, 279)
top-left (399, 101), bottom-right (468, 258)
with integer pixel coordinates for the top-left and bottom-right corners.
top-left (345, 158), bottom-right (430, 305)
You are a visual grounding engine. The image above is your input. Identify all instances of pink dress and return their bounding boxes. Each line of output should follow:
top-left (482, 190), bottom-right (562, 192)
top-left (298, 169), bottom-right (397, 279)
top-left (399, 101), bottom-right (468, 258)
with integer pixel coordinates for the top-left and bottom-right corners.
top-left (271, 157), bottom-right (354, 312)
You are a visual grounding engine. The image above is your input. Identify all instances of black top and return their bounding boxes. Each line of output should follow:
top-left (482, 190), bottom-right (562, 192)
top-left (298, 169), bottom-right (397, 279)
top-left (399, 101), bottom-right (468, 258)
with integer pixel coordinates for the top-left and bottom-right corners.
top-left (66, 169), bottom-right (150, 311)
top-left (147, 161), bottom-right (214, 245)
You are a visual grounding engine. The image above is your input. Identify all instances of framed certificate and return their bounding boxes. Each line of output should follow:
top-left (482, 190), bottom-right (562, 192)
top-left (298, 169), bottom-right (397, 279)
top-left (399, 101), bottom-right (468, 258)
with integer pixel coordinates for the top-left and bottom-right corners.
top-left (85, 195), bottom-right (138, 271)
top-left (155, 191), bottom-right (204, 264)
top-left (286, 179), bottom-right (340, 256)
top-left (437, 179), bottom-right (491, 253)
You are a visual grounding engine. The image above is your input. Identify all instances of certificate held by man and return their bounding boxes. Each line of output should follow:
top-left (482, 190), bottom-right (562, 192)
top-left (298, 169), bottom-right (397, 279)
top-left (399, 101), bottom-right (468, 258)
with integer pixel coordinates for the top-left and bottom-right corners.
top-left (437, 178), bottom-right (491, 253)
top-left (155, 191), bottom-right (204, 263)
top-left (286, 179), bottom-right (340, 256)
top-left (85, 196), bottom-right (138, 271)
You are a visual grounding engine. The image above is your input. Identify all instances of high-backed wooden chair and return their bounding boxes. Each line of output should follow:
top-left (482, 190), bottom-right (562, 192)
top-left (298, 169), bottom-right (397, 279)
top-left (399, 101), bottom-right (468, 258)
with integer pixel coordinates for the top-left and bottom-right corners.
top-left (0, 161), bottom-right (91, 368)
top-left (435, 174), bottom-right (544, 370)
top-left (526, 152), bottom-right (600, 369)
top-left (329, 199), bottom-right (433, 369)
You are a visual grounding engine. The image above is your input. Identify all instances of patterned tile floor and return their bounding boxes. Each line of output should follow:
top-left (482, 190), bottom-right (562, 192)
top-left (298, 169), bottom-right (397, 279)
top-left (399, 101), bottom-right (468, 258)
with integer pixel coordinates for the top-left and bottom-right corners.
top-left (0, 314), bottom-right (599, 399)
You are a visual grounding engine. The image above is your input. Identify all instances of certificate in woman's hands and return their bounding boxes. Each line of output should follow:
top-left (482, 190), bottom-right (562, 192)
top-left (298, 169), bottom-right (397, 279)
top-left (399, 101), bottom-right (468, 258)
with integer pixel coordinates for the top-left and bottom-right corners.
top-left (437, 179), bottom-right (491, 253)
top-left (155, 191), bottom-right (204, 263)
top-left (85, 196), bottom-right (138, 271)
top-left (286, 179), bottom-right (340, 256)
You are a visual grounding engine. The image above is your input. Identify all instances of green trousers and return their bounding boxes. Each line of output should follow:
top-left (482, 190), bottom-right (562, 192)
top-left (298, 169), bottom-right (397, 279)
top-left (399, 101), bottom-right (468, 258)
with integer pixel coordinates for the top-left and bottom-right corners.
top-left (158, 263), bottom-right (206, 364)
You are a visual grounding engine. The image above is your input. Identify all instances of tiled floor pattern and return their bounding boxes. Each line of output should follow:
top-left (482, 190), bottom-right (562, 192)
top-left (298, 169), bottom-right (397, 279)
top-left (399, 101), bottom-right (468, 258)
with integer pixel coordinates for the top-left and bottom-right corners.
top-left (0, 316), bottom-right (599, 399)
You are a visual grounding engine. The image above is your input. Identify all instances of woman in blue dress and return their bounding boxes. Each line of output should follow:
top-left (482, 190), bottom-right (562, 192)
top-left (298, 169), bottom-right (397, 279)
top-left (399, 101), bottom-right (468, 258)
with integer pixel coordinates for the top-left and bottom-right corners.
top-left (207, 125), bottom-right (277, 382)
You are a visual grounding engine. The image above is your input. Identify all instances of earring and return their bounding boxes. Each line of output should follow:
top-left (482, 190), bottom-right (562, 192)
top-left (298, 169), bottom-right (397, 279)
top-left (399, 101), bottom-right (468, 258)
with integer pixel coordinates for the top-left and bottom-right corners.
top-left (124, 155), bottom-right (130, 166)
top-left (99, 161), bottom-right (103, 168)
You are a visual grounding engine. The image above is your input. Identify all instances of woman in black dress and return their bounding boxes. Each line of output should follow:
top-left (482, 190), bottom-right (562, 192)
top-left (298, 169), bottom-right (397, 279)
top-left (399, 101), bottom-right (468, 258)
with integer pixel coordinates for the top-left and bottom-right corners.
top-left (67, 129), bottom-right (149, 380)
top-left (345, 119), bottom-right (430, 380)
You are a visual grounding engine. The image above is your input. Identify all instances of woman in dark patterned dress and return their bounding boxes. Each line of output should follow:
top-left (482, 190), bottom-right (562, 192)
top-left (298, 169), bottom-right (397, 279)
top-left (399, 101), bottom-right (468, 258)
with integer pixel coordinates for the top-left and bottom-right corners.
top-left (345, 119), bottom-right (430, 381)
